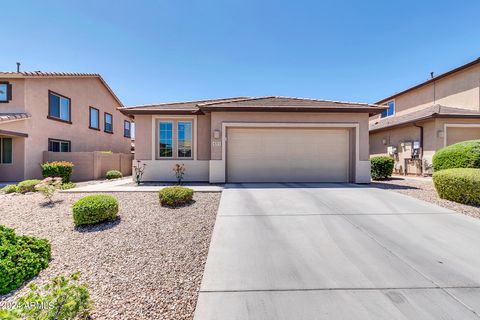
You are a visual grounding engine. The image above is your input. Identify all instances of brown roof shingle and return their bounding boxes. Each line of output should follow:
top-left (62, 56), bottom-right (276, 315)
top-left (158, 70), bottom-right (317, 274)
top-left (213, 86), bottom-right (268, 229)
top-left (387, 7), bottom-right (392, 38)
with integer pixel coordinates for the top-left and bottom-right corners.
top-left (0, 112), bottom-right (31, 122)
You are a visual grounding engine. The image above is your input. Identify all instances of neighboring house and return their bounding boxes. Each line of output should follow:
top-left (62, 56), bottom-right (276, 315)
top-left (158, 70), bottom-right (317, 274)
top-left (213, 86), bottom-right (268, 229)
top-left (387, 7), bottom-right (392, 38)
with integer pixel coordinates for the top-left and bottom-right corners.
top-left (370, 57), bottom-right (480, 175)
top-left (120, 96), bottom-right (385, 183)
top-left (0, 72), bottom-right (132, 182)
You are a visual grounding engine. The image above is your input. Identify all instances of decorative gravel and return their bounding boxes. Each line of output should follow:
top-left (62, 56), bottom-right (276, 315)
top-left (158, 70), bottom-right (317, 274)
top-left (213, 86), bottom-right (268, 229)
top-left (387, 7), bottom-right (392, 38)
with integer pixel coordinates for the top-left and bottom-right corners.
top-left (372, 177), bottom-right (480, 219)
top-left (0, 191), bottom-right (220, 319)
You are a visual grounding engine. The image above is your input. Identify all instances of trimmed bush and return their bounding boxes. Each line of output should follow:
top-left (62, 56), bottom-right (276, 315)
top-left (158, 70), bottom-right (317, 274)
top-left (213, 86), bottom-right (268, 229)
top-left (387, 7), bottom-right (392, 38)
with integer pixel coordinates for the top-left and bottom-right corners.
top-left (72, 194), bottom-right (119, 226)
top-left (159, 186), bottom-right (194, 207)
top-left (41, 161), bottom-right (74, 183)
top-left (1, 184), bottom-right (18, 194)
top-left (370, 156), bottom-right (394, 180)
top-left (60, 182), bottom-right (77, 190)
top-left (433, 140), bottom-right (480, 171)
top-left (106, 170), bottom-right (123, 180)
top-left (433, 168), bottom-right (480, 205)
top-left (17, 179), bottom-right (41, 194)
top-left (0, 225), bottom-right (51, 295)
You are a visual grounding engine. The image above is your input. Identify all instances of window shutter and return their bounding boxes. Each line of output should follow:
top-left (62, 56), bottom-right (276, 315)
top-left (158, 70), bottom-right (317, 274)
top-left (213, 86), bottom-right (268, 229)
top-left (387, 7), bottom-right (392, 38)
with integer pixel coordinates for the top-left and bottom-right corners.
top-left (7, 84), bottom-right (12, 101)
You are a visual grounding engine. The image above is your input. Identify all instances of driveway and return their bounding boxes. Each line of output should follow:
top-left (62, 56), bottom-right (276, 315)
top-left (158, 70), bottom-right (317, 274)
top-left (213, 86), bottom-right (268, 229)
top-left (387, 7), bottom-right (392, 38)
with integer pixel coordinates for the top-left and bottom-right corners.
top-left (194, 183), bottom-right (480, 320)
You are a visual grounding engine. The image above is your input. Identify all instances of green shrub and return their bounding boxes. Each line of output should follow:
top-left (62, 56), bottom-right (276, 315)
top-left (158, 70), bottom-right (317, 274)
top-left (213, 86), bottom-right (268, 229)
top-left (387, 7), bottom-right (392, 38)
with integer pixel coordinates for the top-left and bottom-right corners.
top-left (0, 272), bottom-right (91, 320)
top-left (17, 179), bottom-right (41, 194)
top-left (0, 225), bottom-right (51, 295)
top-left (41, 161), bottom-right (74, 183)
top-left (370, 156), bottom-right (394, 180)
top-left (433, 168), bottom-right (480, 205)
top-left (1, 184), bottom-right (18, 194)
top-left (72, 194), bottom-right (119, 226)
top-left (159, 186), bottom-right (194, 207)
top-left (59, 182), bottom-right (77, 190)
top-left (105, 170), bottom-right (123, 180)
top-left (433, 140), bottom-right (480, 171)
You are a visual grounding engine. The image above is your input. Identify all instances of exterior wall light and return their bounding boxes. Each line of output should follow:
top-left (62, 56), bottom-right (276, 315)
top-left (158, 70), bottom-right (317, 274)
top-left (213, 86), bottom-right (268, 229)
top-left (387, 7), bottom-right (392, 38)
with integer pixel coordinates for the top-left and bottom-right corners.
top-left (382, 138), bottom-right (387, 145)
top-left (437, 130), bottom-right (444, 138)
top-left (213, 130), bottom-right (221, 139)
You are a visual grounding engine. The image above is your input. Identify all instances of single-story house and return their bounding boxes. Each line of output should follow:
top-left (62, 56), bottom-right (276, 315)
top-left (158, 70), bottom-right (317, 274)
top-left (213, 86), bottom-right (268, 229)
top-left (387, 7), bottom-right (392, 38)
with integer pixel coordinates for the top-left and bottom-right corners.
top-left (121, 96), bottom-right (385, 183)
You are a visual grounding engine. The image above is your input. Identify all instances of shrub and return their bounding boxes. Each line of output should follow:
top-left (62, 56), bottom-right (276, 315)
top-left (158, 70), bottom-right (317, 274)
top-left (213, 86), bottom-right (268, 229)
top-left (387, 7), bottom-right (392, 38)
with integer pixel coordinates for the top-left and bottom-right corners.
top-left (72, 194), bottom-right (119, 226)
top-left (1, 184), bottom-right (18, 194)
top-left (0, 272), bottom-right (91, 320)
top-left (433, 140), bottom-right (480, 171)
top-left (35, 177), bottom-right (62, 203)
top-left (17, 179), bottom-right (41, 194)
top-left (59, 182), bottom-right (77, 190)
top-left (105, 170), bottom-right (122, 180)
top-left (159, 186), bottom-right (193, 207)
top-left (41, 161), bottom-right (74, 183)
top-left (0, 225), bottom-right (51, 295)
top-left (433, 168), bottom-right (480, 205)
top-left (370, 156), bottom-right (394, 180)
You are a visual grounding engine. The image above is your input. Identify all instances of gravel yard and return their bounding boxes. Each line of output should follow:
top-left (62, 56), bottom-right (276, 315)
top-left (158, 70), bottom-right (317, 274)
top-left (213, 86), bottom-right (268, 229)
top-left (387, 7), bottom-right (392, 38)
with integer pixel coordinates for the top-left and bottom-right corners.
top-left (372, 176), bottom-right (480, 219)
top-left (0, 191), bottom-right (220, 320)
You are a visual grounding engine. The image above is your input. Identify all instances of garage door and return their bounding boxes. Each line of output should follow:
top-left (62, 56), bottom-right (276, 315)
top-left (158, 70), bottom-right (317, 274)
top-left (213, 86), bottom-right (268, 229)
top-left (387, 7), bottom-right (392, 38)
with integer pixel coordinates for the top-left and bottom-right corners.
top-left (226, 127), bottom-right (350, 183)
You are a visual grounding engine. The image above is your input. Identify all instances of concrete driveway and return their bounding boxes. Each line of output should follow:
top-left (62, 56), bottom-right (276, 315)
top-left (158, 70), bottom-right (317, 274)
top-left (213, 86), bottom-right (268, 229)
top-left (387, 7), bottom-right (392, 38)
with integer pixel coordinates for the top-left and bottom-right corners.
top-left (194, 183), bottom-right (480, 320)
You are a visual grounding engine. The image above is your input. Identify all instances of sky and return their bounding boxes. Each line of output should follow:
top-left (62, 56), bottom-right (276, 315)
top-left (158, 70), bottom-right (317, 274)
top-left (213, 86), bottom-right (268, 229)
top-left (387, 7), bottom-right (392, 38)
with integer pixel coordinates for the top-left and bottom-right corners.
top-left (2, 0), bottom-right (480, 106)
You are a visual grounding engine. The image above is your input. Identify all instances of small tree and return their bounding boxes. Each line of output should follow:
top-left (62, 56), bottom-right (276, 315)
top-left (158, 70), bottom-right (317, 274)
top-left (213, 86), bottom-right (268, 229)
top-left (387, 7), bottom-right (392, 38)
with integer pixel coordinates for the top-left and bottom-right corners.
top-left (35, 177), bottom-right (62, 204)
top-left (173, 163), bottom-right (186, 185)
top-left (133, 160), bottom-right (146, 185)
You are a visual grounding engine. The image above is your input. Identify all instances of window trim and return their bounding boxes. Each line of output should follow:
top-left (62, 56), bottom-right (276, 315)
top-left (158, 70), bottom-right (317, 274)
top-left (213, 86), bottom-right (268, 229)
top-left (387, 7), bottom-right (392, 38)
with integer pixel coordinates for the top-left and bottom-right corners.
top-left (177, 120), bottom-right (193, 159)
top-left (89, 107), bottom-right (100, 130)
top-left (0, 137), bottom-right (13, 164)
top-left (47, 90), bottom-right (72, 124)
top-left (0, 81), bottom-right (12, 103)
top-left (48, 138), bottom-right (71, 152)
top-left (158, 120), bottom-right (174, 159)
top-left (124, 120), bottom-right (131, 138)
top-left (104, 112), bottom-right (113, 134)
top-left (381, 100), bottom-right (395, 119)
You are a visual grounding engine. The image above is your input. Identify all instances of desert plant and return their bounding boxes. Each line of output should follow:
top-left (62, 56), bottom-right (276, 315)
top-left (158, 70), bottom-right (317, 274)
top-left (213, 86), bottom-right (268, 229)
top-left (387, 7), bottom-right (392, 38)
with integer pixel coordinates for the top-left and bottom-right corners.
top-left (432, 140), bottom-right (480, 171)
top-left (133, 160), bottom-right (146, 185)
top-left (159, 186), bottom-right (193, 207)
top-left (433, 168), bottom-right (480, 205)
top-left (35, 177), bottom-right (62, 203)
top-left (72, 194), bottom-right (119, 226)
top-left (60, 182), bottom-right (77, 190)
top-left (17, 179), bottom-right (41, 194)
top-left (173, 163), bottom-right (186, 185)
top-left (1, 184), bottom-right (18, 194)
top-left (0, 225), bottom-right (51, 295)
top-left (41, 161), bottom-right (74, 183)
top-left (370, 156), bottom-right (394, 180)
top-left (106, 170), bottom-right (123, 180)
top-left (0, 272), bottom-right (91, 320)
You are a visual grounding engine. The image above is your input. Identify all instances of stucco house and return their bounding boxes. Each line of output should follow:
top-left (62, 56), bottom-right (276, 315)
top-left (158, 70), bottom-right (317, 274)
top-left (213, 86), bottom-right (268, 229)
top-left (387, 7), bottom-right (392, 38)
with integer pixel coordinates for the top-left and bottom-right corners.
top-left (120, 97), bottom-right (385, 183)
top-left (0, 71), bottom-right (132, 182)
top-left (370, 57), bottom-right (480, 175)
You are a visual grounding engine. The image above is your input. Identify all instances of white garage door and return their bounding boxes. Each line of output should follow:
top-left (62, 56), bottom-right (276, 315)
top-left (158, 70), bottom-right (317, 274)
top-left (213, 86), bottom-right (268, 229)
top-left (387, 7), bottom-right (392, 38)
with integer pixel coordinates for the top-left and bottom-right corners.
top-left (227, 127), bottom-right (350, 183)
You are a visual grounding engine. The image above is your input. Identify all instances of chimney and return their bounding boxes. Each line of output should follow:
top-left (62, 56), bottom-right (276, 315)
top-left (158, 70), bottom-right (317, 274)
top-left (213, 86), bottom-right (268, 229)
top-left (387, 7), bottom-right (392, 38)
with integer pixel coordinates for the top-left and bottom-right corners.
top-left (16, 62), bottom-right (21, 73)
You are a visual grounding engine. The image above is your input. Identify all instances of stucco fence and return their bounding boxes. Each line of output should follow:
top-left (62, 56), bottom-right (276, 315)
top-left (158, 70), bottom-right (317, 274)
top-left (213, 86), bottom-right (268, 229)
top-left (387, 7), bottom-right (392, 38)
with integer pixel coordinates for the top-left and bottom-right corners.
top-left (43, 151), bottom-right (133, 181)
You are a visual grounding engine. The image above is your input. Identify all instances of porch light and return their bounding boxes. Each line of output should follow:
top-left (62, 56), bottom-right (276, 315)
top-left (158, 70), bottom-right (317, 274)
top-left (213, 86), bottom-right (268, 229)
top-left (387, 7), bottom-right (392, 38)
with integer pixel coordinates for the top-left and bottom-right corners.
top-left (437, 130), bottom-right (444, 138)
top-left (382, 138), bottom-right (387, 145)
top-left (213, 130), bottom-right (221, 139)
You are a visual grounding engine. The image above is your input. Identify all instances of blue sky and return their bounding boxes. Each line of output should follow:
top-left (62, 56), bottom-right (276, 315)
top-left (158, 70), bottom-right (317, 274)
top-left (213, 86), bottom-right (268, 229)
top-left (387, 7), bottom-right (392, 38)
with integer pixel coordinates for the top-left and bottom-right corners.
top-left (2, 0), bottom-right (479, 106)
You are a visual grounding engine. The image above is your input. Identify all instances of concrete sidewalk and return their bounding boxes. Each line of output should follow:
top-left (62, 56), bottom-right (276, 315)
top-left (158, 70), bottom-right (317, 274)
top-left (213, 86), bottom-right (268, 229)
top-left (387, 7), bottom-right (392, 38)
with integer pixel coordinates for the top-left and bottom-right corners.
top-left (194, 183), bottom-right (480, 319)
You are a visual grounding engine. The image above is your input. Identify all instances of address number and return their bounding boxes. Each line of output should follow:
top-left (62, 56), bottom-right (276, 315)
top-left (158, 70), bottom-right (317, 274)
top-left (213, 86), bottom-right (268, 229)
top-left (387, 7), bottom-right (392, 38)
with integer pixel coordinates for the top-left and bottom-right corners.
top-left (212, 141), bottom-right (222, 147)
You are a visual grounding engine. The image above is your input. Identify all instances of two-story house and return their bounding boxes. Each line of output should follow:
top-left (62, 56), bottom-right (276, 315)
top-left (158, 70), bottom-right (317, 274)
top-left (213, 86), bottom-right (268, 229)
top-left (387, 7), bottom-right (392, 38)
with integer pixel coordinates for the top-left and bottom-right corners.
top-left (0, 71), bottom-right (132, 182)
top-left (370, 57), bottom-right (480, 175)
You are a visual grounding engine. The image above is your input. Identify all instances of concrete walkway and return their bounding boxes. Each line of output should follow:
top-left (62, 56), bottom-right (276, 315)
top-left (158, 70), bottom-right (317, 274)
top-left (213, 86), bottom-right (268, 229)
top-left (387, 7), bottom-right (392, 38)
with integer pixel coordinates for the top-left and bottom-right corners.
top-left (61, 178), bottom-right (223, 193)
top-left (194, 183), bottom-right (480, 319)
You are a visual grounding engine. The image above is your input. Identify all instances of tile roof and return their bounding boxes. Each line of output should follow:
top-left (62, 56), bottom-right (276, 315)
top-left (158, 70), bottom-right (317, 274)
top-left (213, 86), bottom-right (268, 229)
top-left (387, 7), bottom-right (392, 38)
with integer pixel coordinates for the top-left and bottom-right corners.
top-left (0, 72), bottom-right (124, 108)
top-left (121, 96), bottom-right (386, 116)
top-left (0, 112), bottom-right (31, 122)
top-left (369, 105), bottom-right (480, 132)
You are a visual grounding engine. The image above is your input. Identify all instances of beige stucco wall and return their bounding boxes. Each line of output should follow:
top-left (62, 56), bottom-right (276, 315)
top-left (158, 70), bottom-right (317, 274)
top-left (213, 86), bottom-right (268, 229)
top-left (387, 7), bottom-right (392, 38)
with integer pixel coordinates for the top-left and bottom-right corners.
top-left (0, 78), bottom-right (26, 113)
top-left (0, 77), bottom-right (132, 180)
top-left (0, 136), bottom-right (25, 181)
top-left (371, 63), bottom-right (480, 121)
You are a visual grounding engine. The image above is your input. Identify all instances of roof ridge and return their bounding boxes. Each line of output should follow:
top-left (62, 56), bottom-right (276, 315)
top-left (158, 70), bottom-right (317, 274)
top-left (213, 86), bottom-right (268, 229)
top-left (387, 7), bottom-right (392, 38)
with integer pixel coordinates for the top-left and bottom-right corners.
top-left (196, 96), bottom-right (275, 107)
top-left (125, 96), bottom-right (251, 109)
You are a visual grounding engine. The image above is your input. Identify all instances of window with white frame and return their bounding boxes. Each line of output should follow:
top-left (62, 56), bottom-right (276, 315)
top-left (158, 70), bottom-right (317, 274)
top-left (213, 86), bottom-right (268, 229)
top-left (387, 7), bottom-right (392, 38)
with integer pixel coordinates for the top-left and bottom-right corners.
top-left (177, 121), bottom-right (192, 158)
top-left (159, 121), bottom-right (173, 157)
top-left (0, 138), bottom-right (13, 163)
top-left (381, 100), bottom-right (395, 118)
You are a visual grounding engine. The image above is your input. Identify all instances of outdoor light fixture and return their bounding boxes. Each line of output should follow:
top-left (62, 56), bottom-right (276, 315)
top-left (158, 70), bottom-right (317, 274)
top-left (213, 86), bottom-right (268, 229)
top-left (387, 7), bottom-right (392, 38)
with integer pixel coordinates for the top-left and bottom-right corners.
top-left (213, 130), bottom-right (221, 139)
top-left (382, 138), bottom-right (387, 145)
top-left (437, 130), bottom-right (444, 138)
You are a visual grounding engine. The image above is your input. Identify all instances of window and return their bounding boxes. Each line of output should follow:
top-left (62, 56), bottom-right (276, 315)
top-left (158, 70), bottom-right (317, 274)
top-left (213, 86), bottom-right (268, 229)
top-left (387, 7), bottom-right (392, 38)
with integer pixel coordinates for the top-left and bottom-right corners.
top-left (104, 113), bottom-right (113, 133)
top-left (381, 100), bottom-right (395, 118)
top-left (124, 120), bottom-right (131, 138)
top-left (159, 121), bottom-right (173, 157)
top-left (0, 82), bottom-right (12, 103)
top-left (177, 121), bottom-right (192, 158)
top-left (89, 107), bottom-right (100, 130)
top-left (48, 91), bottom-right (71, 122)
top-left (0, 138), bottom-right (12, 164)
top-left (48, 138), bottom-right (71, 152)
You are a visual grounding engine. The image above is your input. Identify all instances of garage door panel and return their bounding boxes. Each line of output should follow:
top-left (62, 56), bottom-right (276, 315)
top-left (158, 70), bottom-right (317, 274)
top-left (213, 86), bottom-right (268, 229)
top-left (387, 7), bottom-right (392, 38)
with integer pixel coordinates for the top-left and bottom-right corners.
top-left (227, 128), bottom-right (350, 183)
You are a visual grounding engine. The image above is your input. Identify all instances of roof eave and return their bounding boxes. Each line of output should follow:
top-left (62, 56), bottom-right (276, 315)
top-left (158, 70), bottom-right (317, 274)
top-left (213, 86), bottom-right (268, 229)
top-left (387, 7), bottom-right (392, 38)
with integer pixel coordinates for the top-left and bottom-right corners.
top-left (119, 108), bottom-right (204, 116)
top-left (198, 106), bottom-right (387, 116)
